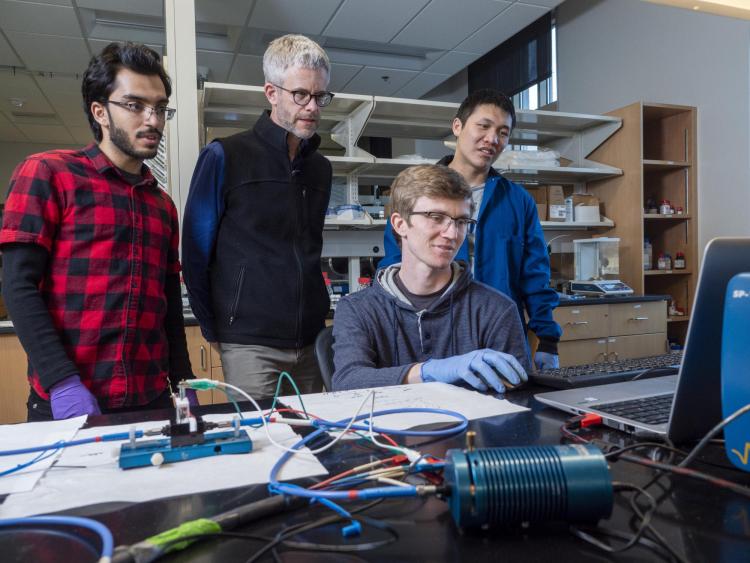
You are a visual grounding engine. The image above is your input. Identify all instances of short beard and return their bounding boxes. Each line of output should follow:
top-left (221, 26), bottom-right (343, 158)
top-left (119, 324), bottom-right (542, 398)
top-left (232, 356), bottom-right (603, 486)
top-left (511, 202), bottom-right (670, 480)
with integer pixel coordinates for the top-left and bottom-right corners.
top-left (106, 108), bottom-right (161, 161)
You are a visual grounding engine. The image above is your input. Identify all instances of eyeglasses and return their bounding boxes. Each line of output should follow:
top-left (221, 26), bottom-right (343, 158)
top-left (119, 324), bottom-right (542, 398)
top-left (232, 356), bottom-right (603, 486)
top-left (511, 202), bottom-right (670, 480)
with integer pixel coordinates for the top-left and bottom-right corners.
top-left (103, 100), bottom-right (176, 121)
top-left (272, 84), bottom-right (334, 107)
top-left (409, 211), bottom-right (477, 234)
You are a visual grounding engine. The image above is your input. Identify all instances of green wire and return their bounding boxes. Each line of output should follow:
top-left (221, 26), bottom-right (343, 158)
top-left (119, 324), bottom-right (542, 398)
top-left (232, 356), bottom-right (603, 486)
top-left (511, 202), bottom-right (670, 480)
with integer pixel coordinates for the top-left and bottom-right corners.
top-left (244, 371), bottom-right (311, 428)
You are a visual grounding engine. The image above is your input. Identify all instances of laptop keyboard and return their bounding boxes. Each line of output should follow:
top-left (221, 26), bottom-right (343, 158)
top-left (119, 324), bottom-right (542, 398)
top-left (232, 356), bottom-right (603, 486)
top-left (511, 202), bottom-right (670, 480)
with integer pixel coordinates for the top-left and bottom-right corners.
top-left (592, 394), bottom-right (674, 425)
top-left (532, 352), bottom-right (683, 389)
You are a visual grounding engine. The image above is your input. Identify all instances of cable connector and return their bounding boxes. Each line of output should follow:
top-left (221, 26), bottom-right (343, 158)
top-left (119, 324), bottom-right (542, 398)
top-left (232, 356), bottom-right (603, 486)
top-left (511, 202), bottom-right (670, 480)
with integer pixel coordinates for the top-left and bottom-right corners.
top-left (403, 448), bottom-right (423, 463)
top-left (580, 414), bottom-right (603, 428)
top-left (185, 379), bottom-right (217, 391)
top-left (341, 520), bottom-right (362, 537)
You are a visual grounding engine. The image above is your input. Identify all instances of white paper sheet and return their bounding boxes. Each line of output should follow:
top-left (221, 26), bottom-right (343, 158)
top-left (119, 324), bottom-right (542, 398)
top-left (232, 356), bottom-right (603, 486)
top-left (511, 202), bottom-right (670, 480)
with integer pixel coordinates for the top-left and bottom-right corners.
top-left (279, 382), bottom-right (529, 431)
top-left (0, 416), bottom-right (87, 495)
top-left (0, 411), bottom-right (327, 518)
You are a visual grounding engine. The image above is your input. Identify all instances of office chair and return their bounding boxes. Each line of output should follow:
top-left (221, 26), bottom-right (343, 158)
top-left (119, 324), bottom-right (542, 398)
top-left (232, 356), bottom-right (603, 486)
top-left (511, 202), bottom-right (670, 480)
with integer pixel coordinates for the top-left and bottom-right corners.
top-left (314, 326), bottom-right (335, 391)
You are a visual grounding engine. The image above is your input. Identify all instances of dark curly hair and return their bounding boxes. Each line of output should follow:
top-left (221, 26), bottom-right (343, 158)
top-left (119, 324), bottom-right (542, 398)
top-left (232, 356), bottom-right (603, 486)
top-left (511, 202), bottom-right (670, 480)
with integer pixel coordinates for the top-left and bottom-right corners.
top-left (81, 42), bottom-right (172, 142)
top-left (455, 88), bottom-right (516, 130)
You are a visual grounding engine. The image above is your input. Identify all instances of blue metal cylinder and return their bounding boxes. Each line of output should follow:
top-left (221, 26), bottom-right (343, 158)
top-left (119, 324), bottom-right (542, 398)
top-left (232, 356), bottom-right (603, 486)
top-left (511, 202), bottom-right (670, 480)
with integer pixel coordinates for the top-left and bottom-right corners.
top-left (444, 444), bottom-right (612, 528)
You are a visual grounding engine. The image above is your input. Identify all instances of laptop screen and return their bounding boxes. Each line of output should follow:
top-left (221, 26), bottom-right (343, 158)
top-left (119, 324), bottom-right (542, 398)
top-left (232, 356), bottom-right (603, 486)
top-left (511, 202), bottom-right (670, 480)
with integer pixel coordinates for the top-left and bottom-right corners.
top-left (668, 237), bottom-right (750, 443)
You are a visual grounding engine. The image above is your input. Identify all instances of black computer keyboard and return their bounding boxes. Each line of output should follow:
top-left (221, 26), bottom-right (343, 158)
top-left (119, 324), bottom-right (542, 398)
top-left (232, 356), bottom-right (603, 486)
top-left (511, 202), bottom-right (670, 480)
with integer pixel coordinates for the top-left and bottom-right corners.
top-left (593, 394), bottom-right (674, 425)
top-left (531, 352), bottom-right (683, 389)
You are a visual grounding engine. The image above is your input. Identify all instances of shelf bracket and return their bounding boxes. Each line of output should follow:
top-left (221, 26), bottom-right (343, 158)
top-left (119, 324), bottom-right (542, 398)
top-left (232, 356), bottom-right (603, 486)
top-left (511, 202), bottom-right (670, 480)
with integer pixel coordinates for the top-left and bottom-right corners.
top-left (331, 99), bottom-right (375, 158)
top-left (548, 120), bottom-right (622, 166)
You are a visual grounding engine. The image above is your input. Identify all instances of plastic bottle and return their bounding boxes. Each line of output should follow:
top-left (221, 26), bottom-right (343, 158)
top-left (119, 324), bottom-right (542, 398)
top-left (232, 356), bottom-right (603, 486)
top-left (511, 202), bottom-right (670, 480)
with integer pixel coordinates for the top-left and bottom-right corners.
top-left (564, 197), bottom-right (574, 222)
top-left (659, 199), bottom-right (672, 215)
top-left (643, 238), bottom-right (653, 270)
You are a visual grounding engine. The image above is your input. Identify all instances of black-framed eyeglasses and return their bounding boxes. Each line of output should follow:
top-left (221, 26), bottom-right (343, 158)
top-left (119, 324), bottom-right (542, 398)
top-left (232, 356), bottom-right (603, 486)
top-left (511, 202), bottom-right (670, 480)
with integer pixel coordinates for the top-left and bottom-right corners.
top-left (409, 211), bottom-right (477, 234)
top-left (272, 84), bottom-right (334, 107)
top-left (103, 100), bottom-right (176, 121)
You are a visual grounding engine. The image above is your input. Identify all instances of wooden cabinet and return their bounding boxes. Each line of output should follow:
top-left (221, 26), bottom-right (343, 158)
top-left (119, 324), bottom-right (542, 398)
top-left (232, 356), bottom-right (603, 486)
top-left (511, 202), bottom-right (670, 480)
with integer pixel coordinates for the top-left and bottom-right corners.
top-left (556, 300), bottom-right (668, 366)
top-left (587, 102), bottom-right (697, 345)
top-left (0, 326), bottom-right (226, 424)
top-left (184, 324), bottom-right (226, 404)
top-left (0, 333), bottom-right (30, 424)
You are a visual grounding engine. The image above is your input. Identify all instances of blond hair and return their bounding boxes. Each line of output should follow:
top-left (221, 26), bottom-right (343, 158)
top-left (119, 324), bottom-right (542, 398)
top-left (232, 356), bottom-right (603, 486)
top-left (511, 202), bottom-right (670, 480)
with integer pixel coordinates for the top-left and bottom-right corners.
top-left (263, 34), bottom-right (330, 85)
top-left (391, 165), bottom-right (473, 221)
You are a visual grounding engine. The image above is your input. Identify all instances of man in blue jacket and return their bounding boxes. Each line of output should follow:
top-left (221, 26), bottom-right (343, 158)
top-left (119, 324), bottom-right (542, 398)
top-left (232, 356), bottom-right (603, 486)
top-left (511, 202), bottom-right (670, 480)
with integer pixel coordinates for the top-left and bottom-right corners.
top-left (381, 90), bottom-right (561, 370)
top-left (333, 164), bottom-right (530, 393)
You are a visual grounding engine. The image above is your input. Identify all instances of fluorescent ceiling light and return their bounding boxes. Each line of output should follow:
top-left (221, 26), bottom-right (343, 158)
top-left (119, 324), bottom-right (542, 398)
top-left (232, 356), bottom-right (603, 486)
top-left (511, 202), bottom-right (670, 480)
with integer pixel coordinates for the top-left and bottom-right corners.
top-left (642, 0), bottom-right (750, 20)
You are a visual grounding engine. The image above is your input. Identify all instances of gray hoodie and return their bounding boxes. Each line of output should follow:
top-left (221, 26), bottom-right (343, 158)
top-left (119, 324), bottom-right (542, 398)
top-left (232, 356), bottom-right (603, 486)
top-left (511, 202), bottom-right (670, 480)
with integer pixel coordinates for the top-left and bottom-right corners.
top-left (331, 262), bottom-right (532, 391)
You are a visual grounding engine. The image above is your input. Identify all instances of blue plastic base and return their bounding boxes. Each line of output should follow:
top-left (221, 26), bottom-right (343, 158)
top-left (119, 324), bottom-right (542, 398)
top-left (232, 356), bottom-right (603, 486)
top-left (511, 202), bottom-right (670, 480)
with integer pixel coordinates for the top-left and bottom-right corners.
top-left (118, 430), bottom-right (253, 469)
top-left (721, 273), bottom-right (750, 472)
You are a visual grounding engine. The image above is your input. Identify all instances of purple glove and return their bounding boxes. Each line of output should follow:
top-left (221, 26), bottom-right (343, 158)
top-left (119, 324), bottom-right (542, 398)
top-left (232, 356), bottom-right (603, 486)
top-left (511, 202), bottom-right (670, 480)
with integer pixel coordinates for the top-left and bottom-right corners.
top-left (50, 374), bottom-right (101, 420)
top-left (185, 388), bottom-right (200, 409)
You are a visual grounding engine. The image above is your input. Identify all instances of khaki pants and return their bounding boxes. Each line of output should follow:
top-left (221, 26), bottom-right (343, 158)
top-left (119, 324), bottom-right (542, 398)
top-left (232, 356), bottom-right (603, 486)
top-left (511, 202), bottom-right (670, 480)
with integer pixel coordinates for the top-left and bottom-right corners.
top-left (219, 343), bottom-right (323, 400)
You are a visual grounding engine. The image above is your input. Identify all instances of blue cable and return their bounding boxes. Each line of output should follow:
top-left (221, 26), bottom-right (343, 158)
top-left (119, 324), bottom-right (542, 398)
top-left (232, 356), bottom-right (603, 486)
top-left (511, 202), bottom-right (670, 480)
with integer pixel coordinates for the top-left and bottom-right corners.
top-left (0, 430), bottom-right (144, 457)
top-left (0, 446), bottom-right (61, 477)
top-left (0, 515), bottom-right (113, 560)
top-left (311, 407), bottom-right (469, 437)
top-left (268, 407), bottom-right (467, 503)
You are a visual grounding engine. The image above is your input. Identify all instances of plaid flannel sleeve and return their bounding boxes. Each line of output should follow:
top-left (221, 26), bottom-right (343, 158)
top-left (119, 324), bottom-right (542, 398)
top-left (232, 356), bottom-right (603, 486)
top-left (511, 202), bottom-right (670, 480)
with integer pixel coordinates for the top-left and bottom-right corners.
top-left (0, 157), bottom-right (61, 250)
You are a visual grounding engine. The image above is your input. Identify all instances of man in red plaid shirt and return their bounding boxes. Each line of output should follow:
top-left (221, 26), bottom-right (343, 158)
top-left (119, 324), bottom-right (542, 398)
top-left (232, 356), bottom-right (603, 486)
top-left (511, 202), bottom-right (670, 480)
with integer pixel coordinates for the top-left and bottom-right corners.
top-left (0, 43), bottom-right (196, 421)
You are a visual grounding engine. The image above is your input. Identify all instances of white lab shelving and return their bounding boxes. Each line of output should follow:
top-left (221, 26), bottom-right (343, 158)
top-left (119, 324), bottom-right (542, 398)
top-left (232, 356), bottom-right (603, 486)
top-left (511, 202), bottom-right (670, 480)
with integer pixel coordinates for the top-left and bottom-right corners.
top-left (199, 83), bottom-right (623, 290)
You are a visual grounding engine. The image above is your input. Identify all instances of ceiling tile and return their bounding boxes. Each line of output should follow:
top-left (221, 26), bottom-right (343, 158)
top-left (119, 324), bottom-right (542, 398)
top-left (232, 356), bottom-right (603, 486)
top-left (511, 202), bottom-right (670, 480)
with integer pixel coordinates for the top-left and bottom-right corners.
top-left (76, 0), bottom-right (163, 18)
top-left (328, 62), bottom-right (362, 92)
top-left (457, 2), bottom-right (549, 54)
top-left (323, 0), bottom-right (429, 43)
top-left (196, 0), bottom-right (252, 26)
top-left (0, 0), bottom-right (82, 37)
top-left (227, 53), bottom-right (264, 85)
top-left (0, 72), bottom-right (55, 114)
top-left (88, 39), bottom-right (163, 57)
top-left (0, 112), bottom-right (25, 142)
top-left (45, 92), bottom-right (87, 127)
top-left (7, 32), bottom-right (90, 73)
top-left (425, 51), bottom-right (479, 75)
top-left (15, 123), bottom-right (75, 144)
top-left (391, 0), bottom-right (511, 50)
top-left (10, 0), bottom-right (72, 5)
top-left (35, 74), bottom-right (83, 96)
top-left (519, 0), bottom-right (564, 8)
top-left (68, 125), bottom-right (94, 145)
top-left (394, 72), bottom-right (450, 99)
top-left (249, 0), bottom-right (342, 35)
top-left (343, 66), bottom-right (419, 96)
top-left (197, 50), bottom-right (235, 83)
top-left (0, 32), bottom-right (22, 66)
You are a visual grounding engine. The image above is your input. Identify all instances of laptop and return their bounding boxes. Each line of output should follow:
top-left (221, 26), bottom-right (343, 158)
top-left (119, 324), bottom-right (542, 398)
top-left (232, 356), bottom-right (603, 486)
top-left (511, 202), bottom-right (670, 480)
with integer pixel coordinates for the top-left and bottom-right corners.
top-left (535, 237), bottom-right (750, 443)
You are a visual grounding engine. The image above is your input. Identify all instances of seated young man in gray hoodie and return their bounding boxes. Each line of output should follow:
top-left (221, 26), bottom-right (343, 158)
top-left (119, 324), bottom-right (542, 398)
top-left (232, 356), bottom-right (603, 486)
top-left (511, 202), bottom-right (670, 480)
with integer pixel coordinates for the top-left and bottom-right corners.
top-left (332, 164), bottom-right (532, 394)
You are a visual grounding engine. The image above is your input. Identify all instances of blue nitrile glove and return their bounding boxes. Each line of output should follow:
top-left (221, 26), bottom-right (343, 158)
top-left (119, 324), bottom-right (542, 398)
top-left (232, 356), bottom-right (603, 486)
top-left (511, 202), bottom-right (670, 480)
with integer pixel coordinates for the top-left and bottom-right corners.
top-left (421, 349), bottom-right (528, 393)
top-left (50, 374), bottom-right (101, 420)
top-left (534, 351), bottom-right (560, 371)
top-left (185, 388), bottom-right (199, 409)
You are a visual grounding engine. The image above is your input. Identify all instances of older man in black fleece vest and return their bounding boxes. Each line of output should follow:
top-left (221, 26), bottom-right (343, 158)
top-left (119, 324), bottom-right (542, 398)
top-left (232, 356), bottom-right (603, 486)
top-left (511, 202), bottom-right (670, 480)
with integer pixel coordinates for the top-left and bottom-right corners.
top-left (182, 35), bottom-right (334, 399)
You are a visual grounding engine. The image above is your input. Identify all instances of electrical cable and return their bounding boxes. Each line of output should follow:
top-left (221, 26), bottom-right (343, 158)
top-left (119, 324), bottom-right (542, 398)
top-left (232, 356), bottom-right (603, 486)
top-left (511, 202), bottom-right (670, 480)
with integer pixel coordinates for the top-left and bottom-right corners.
top-left (0, 515), bottom-right (114, 563)
top-left (678, 403), bottom-right (750, 468)
top-left (569, 482), bottom-right (658, 557)
top-left (245, 512), bottom-right (398, 563)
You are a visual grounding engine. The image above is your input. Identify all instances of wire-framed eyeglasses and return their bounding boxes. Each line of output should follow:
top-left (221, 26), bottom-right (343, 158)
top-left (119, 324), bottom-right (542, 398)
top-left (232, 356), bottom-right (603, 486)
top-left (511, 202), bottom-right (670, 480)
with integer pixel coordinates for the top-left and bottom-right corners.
top-left (409, 211), bottom-right (477, 234)
top-left (103, 100), bottom-right (176, 121)
top-left (272, 84), bottom-right (334, 107)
